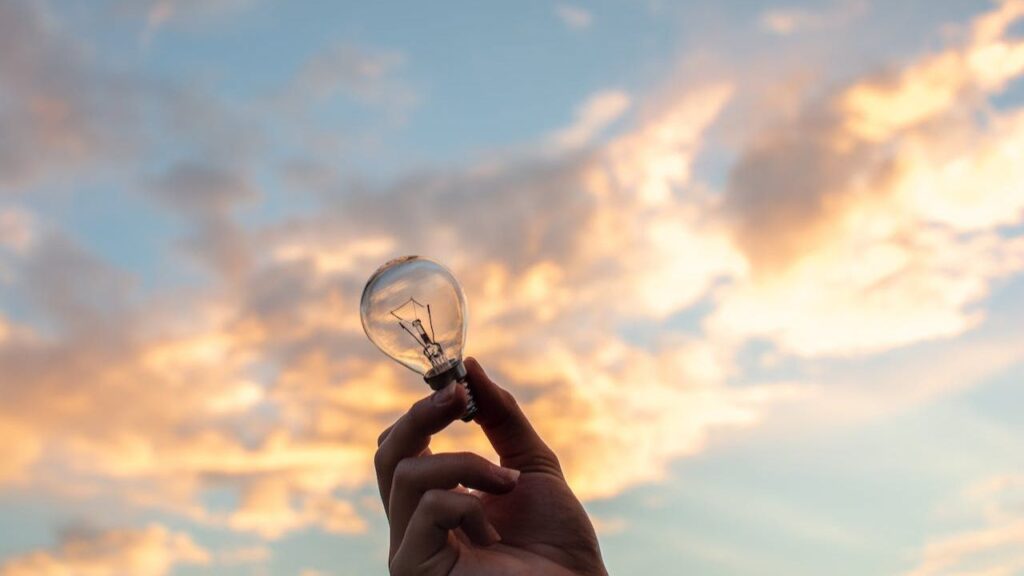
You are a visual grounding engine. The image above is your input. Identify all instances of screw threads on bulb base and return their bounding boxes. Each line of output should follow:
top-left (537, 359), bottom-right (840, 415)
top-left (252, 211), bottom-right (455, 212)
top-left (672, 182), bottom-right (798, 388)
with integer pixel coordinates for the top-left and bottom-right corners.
top-left (458, 379), bottom-right (478, 422)
top-left (424, 359), bottom-right (477, 422)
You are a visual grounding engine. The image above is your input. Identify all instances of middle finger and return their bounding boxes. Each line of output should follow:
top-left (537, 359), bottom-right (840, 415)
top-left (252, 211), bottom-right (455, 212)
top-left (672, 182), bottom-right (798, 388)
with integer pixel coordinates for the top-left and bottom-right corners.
top-left (388, 451), bottom-right (519, 557)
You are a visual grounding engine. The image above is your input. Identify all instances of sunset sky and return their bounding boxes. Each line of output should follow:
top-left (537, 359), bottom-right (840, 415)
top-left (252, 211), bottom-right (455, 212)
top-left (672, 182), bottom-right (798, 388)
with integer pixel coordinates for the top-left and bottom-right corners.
top-left (1, 1), bottom-right (1023, 574)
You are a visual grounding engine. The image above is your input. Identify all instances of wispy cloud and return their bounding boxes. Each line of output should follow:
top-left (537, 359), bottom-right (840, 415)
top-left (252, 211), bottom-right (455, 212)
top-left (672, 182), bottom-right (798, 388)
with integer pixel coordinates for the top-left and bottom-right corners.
top-left (138, 0), bottom-right (256, 44)
top-left (292, 43), bottom-right (410, 107)
top-left (546, 89), bottom-right (632, 152)
top-left (0, 524), bottom-right (210, 576)
top-left (906, 475), bottom-right (1024, 576)
top-left (758, 0), bottom-right (867, 36)
top-left (1, 0), bottom-right (1023, 567)
top-left (555, 4), bottom-right (593, 30)
top-left (0, 208), bottom-right (34, 252)
top-left (714, 0), bottom-right (1024, 356)
top-left (0, 1), bottom-right (138, 191)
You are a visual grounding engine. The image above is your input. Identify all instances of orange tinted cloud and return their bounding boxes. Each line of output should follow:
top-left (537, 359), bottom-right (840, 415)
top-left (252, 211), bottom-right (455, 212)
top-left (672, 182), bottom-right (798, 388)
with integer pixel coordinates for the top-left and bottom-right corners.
top-left (843, 0), bottom-right (1024, 141)
top-left (510, 338), bottom-right (804, 499)
top-left (0, 0), bottom-right (1023, 557)
top-left (714, 0), bottom-right (1024, 356)
top-left (0, 75), bottom-right (760, 528)
top-left (0, 524), bottom-right (210, 576)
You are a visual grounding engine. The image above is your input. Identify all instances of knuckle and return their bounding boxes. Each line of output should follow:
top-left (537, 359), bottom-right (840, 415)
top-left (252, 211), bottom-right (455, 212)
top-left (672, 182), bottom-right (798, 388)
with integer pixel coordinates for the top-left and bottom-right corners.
top-left (373, 447), bottom-right (389, 474)
top-left (500, 388), bottom-right (519, 410)
top-left (535, 447), bottom-right (563, 475)
top-left (419, 488), bottom-right (447, 511)
top-left (391, 457), bottom-right (418, 487)
top-left (376, 426), bottom-right (392, 448)
top-left (437, 452), bottom-right (470, 474)
top-left (459, 492), bottom-right (483, 515)
top-left (456, 451), bottom-right (490, 472)
top-left (448, 451), bottom-right (478, 465)
top-left (544, 448), bottom-right (562, 470)
top-left (410, 394), bottom-right (434, 418)
top-left (405, 397), bottom-right (436, 428)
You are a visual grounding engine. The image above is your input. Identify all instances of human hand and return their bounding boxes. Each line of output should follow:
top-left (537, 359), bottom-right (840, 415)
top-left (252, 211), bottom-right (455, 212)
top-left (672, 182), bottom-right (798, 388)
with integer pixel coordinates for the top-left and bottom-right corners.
top-left (374, 357), bottom-right (608, 576)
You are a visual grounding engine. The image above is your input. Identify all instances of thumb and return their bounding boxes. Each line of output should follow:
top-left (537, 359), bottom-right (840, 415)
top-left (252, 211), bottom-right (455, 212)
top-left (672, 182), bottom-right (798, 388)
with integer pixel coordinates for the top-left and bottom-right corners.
top-left (464, 357), bottom-right (562, 476)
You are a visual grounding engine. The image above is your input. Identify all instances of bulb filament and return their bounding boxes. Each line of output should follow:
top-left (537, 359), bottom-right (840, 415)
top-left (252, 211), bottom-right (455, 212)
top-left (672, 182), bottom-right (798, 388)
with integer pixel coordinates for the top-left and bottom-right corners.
top-left (390, 298), bottom-right (450, 372)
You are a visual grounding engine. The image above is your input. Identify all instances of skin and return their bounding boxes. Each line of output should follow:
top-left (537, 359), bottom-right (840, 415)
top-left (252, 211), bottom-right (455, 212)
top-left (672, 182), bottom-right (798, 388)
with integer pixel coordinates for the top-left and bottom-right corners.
top-left (375, 357), bottom-right (609, 576)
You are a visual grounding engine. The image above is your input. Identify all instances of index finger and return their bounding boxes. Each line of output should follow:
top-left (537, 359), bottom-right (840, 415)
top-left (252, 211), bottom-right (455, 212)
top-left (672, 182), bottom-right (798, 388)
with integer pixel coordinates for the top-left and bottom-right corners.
top-left (464, 357), bottom-right (563, 476)
top-left (373, 380), bottom-right (468, 517)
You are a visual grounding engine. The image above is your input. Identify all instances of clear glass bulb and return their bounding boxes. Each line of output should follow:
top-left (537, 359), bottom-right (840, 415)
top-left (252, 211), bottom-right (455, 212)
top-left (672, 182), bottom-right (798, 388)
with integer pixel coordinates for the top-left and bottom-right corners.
top-left (360, 256), bottom-right (477, 421)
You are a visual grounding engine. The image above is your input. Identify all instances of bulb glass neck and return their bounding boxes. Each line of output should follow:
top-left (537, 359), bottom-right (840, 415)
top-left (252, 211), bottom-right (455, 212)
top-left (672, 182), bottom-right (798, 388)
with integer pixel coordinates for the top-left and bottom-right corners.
top-left (423, 358), bottom-right (467, 389)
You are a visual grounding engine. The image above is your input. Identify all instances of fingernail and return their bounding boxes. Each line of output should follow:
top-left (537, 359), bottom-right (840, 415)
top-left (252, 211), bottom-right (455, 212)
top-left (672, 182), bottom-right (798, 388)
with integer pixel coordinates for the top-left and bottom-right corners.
top-left (495, 466), bottom-right (520, 484)
top-left (433, 382), bottom-right (456, 406)
top-left (485, 522), bottom-right (502, 544)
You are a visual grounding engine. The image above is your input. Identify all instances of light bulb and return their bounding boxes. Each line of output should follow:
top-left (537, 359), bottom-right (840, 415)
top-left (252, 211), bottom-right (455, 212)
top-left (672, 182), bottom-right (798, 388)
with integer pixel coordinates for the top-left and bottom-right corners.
top-left (360, 256), bottom-right (477, 421)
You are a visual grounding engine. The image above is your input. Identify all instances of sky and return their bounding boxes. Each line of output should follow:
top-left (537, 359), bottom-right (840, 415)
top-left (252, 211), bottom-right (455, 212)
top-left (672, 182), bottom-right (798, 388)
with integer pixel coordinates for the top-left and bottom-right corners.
top-left (0, 0), bottom-right (1023, 574)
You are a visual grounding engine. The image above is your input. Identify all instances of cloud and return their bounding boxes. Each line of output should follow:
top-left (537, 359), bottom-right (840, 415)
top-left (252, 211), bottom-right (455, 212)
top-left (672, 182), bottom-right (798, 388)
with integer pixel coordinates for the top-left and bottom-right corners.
top-left (547, 89), bottom-right (632, 152)
top-left (714, 0), bottom-right (1024, 356)
top-left (136, 0), bottom-right (256, 43)
top-left (509, 337), bottom-right (804, 499)
top-left (150, 162), bottom-right (257, 216)
top-left (227, 477), bottom-right (367, 539)
top-left (0, 229), bottom-right (375, 537)
top-left (258, 41), bottom-right (417, 165)
top-left (708, 229), bottom-right (1024, 356)
top-left (148, 161), bottom-right (256, 280)
top-left (0, 416), bottom-right (42, 485)
top-left (0, 524), bottom-right (210, 576)
top-left (743, 325), bottom-right (1024, 441)
top-left (840, 0), bottom-right (1024, 142)
top-left (257, 82), bottom-right (790, 500)
top-left (0, 207), bottom-right (35, 254)
top-left (906, 476), bottom-right (1024, 576)
top-left (758, 10), bottom-right (807, 36)
top-left (17, 235), bottom-right (138, 338)
top-left (758, 0), bottom-right (867, 36)
top-left (217, 545), bottom-right (271, 565)
top-left (0, 215), bottom-right (411, 543)
top-left (0, 206), bottom-right (35, 284)
top-left (590, 515), bottom-right (629, 536)
top-left (0, 0), bottom-right (255, 203)
top-left (0, 77), bottom-right (771, 529)
top-left (271, 235), bottom-right (397, 278)
top-left (296, 44), bottom-right (406, 103)
top-left (285, 42), bottom-right (416, 127)
top-left (2, 0), bottom-right (1024, 558)
top-left (908, 522), bottom-right (1024, 576)
top-left (14, 2), bottom-right (1022, 530)
top-left (0, 0), bottom-right (138, 192)
top-left (555, 4), bottom-right (593, 30)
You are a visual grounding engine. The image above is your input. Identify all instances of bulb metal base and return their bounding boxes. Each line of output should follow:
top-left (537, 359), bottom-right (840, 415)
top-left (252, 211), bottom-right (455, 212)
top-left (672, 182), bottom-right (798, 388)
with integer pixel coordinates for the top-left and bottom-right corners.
top-left (424, 359), bottom-right (478, 422)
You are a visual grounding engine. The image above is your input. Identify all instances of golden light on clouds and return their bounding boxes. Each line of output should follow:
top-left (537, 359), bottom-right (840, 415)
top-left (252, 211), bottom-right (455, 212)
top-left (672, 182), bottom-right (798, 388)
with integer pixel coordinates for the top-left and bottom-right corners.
top-left (0, 525), bottom-right (210, 576)
top-left (512, 337), bottom-right (804, 500)
top-left (842, 0), bottom-right (1024, 142)
top-left (1, 0), bottom-right (1023, 572)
